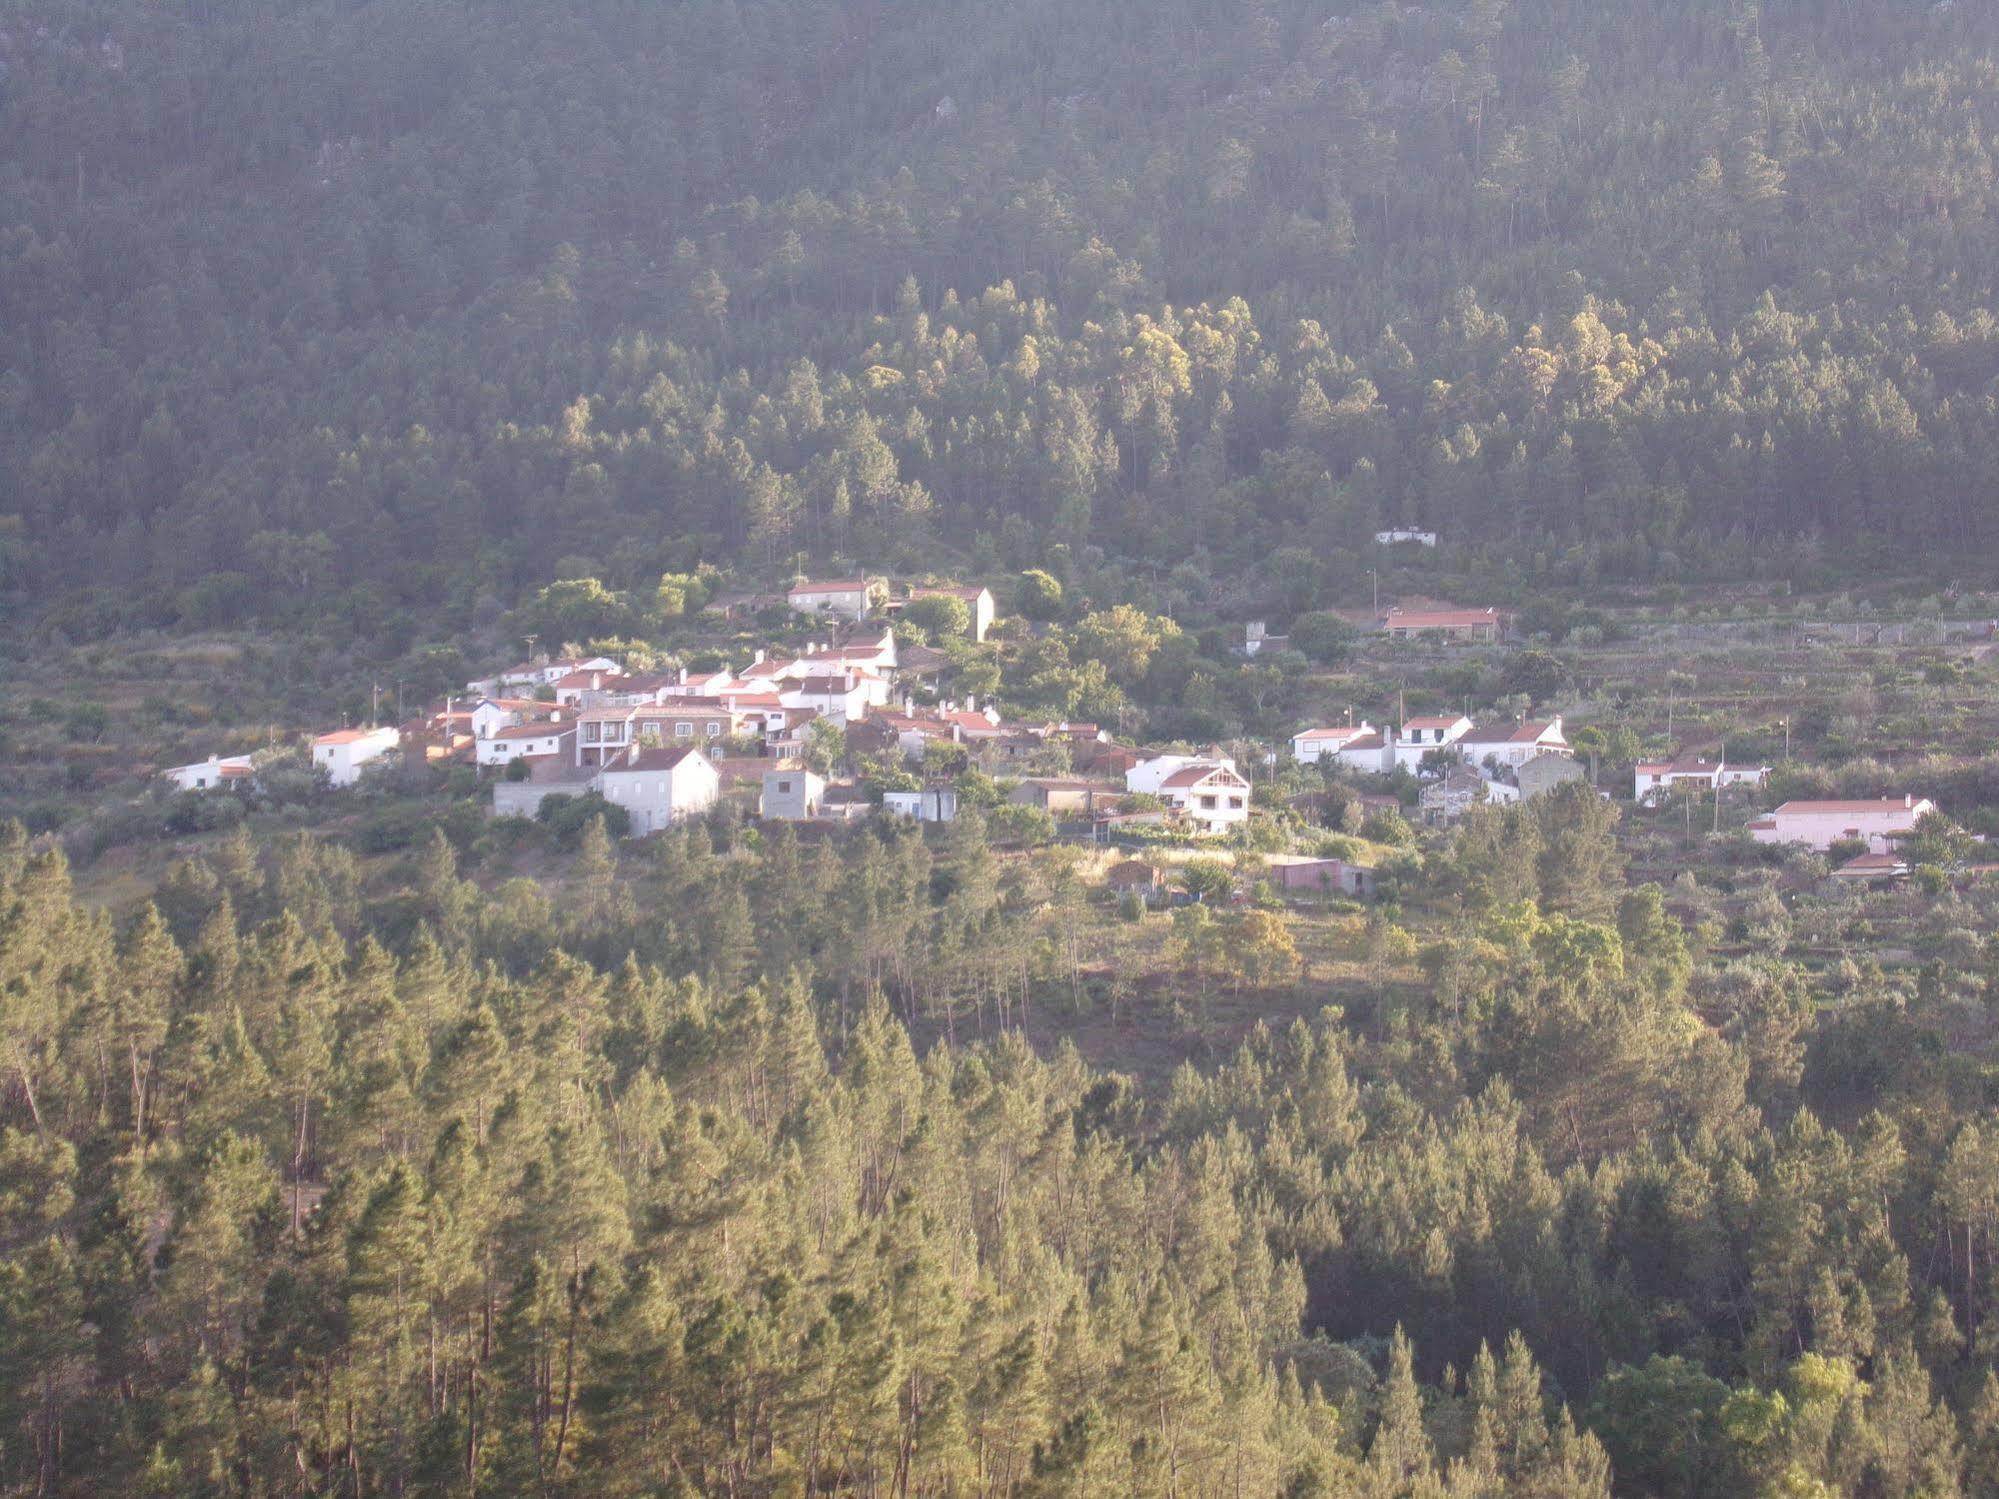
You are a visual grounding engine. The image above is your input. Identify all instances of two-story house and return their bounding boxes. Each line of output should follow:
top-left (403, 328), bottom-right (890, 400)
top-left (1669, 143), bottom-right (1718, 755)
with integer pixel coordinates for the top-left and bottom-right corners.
top-left (787, 578), bottom-right (882, 622)
top-left (476, 722), bottom-right (577, 768)
top-left (1749, 796), bottom-right (1935, 854)
top-left (594, 747), bottom-right (721, 835)
top-left (1391, 715), bottom-right (1476, 771)
top-left (1156, 762), bottom-right (1253, 835)
top-left (1457, 718), bottom-right (1570, 770)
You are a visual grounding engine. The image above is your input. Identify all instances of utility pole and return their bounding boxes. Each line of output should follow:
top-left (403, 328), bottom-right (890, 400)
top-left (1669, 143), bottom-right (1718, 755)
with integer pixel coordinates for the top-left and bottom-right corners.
top-left (371, 683), bottom-right (380, 726)
top-left (524, 632), bottom-right (540, 665)
top-left (1782, 716), bottom-right (1791, 761)
top-left (1368, 568), bottom-right (1379, 618)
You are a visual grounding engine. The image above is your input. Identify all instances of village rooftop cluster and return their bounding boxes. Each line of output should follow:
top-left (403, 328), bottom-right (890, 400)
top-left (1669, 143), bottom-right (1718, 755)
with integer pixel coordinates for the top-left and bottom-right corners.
top-left (158, 576), bottom-right (1951, 885)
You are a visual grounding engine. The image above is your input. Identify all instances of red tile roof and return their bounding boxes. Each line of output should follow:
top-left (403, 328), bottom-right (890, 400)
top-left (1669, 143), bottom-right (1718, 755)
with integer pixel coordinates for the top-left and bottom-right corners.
top-left (1464, 720), bottom-right (1561, 745)
top-left (1382, 607), bottom-right (1502, 631)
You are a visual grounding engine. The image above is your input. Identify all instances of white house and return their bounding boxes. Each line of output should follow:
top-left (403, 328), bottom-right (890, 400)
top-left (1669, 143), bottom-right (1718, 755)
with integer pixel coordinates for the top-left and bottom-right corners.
top-left (1156, 762), bottom-right (1253, 835)
top-left (474, 656), bottom-right (618, 696)
top-left (882, 785), bottom-right (960, 823)
top-left (476, 722), bottom-right (576, 768)
top-left (660, 668), bottom-right (737, 698)
top-left (779, 671), bottom-right (882, 724)
top-left (760, 768), bottom-right (827, 820)
top-left (1126, 753), bottom-right (1240, 797)
top-left (1292, 724), bottom-right (1379, 765)
top-left (465, 698), bottom-right (562, 740)
top-left (1375, 528), bottom-right (1439, 548)
top-left (1634, 754), bottom-right (1771, 805)
top-left (1748, 796), bottom-right (1935, 854)
top-left (1327, 732), bottom-right (1394, 774)
top-left (775, 632), bottom-right (899, 678)
top-left (162, 754), bottom-right (257, 792)
top-left (787, 578), bottom-right (880, 622)
top-left (1457, 718), bottom-right (1569, 771)
top-left (313, 727), bottom-right (400, 787)
top-left (1390, 715), bottom-right (1476, 771)
top-left (595, 747), bottom-right (720, 835)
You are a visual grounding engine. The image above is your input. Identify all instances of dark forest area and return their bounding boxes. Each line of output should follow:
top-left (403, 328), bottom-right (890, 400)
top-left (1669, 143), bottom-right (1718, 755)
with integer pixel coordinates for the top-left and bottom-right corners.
top-left (4, 0), bottom-right (1999, 649)
top-left (10, 2), bottom-right (1999, 1495)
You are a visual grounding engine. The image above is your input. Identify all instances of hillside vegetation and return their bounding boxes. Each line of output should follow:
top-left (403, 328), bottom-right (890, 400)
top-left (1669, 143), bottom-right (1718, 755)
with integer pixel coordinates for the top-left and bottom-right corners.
top-left (6, 0), bottom-right (1999, 649)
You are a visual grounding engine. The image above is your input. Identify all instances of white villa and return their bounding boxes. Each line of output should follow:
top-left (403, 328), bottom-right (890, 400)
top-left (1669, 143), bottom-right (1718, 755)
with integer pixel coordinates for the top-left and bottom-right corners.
top-left (312, 727), bottom-right (400, 787)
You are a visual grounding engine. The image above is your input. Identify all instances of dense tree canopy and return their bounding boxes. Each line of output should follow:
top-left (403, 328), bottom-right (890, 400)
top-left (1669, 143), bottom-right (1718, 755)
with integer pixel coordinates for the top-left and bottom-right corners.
top-left (6, 0), bottom-right (1999, 648)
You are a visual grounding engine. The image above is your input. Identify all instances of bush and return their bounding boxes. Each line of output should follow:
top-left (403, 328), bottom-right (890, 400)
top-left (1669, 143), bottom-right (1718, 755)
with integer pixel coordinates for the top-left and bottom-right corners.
top-left (1288, 611), bottom-right (1359, 665)
top-left (538, 792), bottom-right (631, 844)
top-left (353, 807), bottom-right (427, 855)
top-left (1017, 569), bottom-right (1065, 621)
top-left (1361, 810), bottom-right (1416, 847)
top-left (987, 803), bottom-right (1055, 845)
top-left (161, 791), bottom-right (246, 837)
top-left (902, 593), bottom-right (971, 637)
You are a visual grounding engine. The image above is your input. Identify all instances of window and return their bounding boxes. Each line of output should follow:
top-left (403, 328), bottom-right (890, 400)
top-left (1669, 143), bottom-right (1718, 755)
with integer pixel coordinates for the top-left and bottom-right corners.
top-left (674, 723), bottom-right (692, 737)
top-left (1228, 797), bottom-right (1244, 810)
top-left (777, 780), bottom-right (792, 793)
top-left (705, 722), bottom-right (721, 736)
top-left (1199, 795), bottom-right (1217, 810)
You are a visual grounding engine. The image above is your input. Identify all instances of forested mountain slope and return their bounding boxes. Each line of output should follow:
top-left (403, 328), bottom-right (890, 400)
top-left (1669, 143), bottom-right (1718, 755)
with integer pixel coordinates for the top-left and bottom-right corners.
top-left (5, 0), bottom-right (1999, 639)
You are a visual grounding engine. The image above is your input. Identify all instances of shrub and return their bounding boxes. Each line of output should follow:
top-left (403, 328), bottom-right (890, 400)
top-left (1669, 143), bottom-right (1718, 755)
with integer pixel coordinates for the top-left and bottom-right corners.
top-left (987, 804), bottom-right (1055, 845)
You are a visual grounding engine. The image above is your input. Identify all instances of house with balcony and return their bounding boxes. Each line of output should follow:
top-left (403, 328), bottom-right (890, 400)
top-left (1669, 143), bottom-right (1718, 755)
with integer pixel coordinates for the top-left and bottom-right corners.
top-left (1155, 762), bottom-right (1252, 835)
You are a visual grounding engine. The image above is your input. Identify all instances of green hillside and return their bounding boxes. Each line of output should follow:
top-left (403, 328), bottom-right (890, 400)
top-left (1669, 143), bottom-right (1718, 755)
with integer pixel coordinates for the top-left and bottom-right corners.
top-left (5, 0), bottom-right (1999, 646)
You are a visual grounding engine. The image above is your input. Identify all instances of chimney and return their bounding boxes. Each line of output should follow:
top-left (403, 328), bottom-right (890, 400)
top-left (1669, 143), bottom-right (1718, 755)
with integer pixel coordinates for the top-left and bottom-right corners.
top-left (679, 666), bottom-right (688, 685)
top-left (965, 694), bottom-right (976, 713)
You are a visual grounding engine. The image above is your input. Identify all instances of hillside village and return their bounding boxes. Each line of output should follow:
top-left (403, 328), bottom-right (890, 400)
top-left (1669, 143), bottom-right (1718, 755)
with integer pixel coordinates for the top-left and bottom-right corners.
top-left (147, 571), bottom-right (1978, 899)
